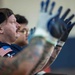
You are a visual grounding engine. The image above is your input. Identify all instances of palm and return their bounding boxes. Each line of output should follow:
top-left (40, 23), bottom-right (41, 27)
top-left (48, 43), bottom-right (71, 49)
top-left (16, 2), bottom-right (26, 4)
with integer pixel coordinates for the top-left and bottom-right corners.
top-left (47, 6), bottom-right (75, 39)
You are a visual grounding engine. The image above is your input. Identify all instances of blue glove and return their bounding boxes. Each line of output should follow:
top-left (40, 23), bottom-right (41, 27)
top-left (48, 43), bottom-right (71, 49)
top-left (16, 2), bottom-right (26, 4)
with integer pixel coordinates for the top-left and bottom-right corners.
top-left (34, 0), bottom-right (75, 46)
top-left (34, 0), bottom-right (59, 46)
top-left (28, 27), bottom-right (36, 42)
top-left (47, 7), bottom-right (71, 39)
top-left (60, 21), bottom-right (75, 42)
top-left (48, 7), bottom-right (75, 46)
top-left (57, 21), bottom-right (75, 47)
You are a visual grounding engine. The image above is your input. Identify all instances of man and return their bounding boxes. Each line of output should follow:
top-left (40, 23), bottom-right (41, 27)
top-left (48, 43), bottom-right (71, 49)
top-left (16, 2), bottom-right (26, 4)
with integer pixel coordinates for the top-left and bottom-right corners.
top-left (0, 0), bottom-right (74, 75)
top-left (14, 14), bottom-right (29, 47)
top-left (0, 8), bottom-right (22, 57)
top-left (0, 8), bottom-right (48, 75)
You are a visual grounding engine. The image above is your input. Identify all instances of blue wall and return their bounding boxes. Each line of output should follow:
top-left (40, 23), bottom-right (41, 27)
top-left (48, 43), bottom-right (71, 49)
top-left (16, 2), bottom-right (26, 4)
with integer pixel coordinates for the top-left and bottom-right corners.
top-left (51, 38), bottom-right (75, 69)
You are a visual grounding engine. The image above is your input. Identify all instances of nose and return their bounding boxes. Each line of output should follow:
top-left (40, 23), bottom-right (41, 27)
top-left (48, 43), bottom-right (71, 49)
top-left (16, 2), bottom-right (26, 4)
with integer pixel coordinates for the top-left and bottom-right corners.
top-left (24, 27), bottom-right (29, 37)
top-left (16, 22), bottom-right (21, 29)
top-left (26, 31), bottom-right (29, 37)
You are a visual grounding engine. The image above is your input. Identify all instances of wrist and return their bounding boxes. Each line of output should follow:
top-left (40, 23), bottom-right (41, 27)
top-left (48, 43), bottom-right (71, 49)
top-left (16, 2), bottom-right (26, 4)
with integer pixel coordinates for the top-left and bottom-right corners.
top-left (57, 41), bottom-right (65, 47)
top-left (46, 32), bottom-right (58, 46)
top-left (33, 28), bottom-right (58, 46)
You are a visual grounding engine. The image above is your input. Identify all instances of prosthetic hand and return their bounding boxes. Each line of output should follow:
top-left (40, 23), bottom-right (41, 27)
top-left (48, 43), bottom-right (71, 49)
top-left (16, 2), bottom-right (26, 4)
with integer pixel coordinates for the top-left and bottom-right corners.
top-left (57, 12), bottom-right (75, 46)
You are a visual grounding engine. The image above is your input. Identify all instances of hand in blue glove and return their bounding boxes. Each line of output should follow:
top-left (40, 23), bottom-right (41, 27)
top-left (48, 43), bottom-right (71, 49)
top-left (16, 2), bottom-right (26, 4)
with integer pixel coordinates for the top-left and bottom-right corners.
top-left (28, 27), bottom-right (36, 42)
top-left (34, 0), bottom-right (75, 46)
top-left (47, 6), bottom-right (75, 39)
top-left (34, 0), bottom-right (59, 46)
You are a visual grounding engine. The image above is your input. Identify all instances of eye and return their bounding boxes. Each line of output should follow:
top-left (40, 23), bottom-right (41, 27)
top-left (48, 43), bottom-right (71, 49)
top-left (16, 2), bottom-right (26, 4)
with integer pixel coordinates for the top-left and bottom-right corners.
top-left (19, 30), bottom-right (27, 34)
top-left (10, 21), bottom-right (15, 24)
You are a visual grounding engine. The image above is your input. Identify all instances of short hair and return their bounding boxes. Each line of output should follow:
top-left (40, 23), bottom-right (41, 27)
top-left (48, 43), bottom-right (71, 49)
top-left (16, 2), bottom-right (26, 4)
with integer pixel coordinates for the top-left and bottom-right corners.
top-left (0, 8), bottom-right (14, 24)
top-left (15, 14), bottom-right (28, 25)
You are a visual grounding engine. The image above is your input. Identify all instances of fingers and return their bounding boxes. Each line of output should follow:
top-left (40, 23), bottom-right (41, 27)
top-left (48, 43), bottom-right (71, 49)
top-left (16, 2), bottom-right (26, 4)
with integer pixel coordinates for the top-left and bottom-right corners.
top-left (68, 22), bottom-right (75, 28)
top-left (41, 0), bottom-right (50, 12)
top-left (33, 27), bottom-right (36, 32)
top-left (40, 1), bottom-right (44, 12)
top-left (61, 9), bottom-right (70, 20)
top-left (49, 1), bottom-right (55, 14)
top-left (67, 21), bottom-right (71, 28)
top-left (30, 27), bottom-right (36, 35)
top-left (57, 6), bottom-right (63, 18)
top-left (67, 22), bottom-right (71, 26)
top-left (65, 14), bottom-right (74, 23)
top-left (67, 22), bottom-right (75, 33)
top-left (49, 11), bottom-right (59, 21)
top-left (50, 6), bottom-right (63, 20)
top-left (30, 28), bottom-right (33, 34)
top-left (45, 0), bottom-right (50, 12)
top-left (41, 0), bottom-right (55, 14)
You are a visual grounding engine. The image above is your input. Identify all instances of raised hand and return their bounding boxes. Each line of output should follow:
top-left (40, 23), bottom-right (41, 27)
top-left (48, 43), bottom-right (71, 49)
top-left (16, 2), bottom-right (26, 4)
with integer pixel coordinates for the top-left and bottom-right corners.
top-left (28, 27), bottom-right (36, 42)
top-left (34, 0), bottom-right (75, 46)
top-left (37, 0), bottom-right (56, 29)
top-left (47, 6), bottom-right (74, 39)
top-left (34, 0), bottom-right (59, 46)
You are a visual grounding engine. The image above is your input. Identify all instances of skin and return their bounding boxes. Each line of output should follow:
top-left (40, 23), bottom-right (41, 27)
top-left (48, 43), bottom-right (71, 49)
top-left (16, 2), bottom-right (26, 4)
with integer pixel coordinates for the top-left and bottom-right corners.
top-left (31, 41), bottom-right (54, 74)
top-left (0, 14), bottom-right (55, 75)
top-left (0, 37), bottom-right (55, 75)
top-left (14, 23), bottom-right (29, 46)
top-left (36, 45), bottom-right (62, 72)
top-left (13, 22), bottom-right (54, 74)
top-left (42, 45), bottom-right (62, 70)
top-left (12, 19), bottom-right (60, 74)
top-left (0, 14), bottom-right (20, 44)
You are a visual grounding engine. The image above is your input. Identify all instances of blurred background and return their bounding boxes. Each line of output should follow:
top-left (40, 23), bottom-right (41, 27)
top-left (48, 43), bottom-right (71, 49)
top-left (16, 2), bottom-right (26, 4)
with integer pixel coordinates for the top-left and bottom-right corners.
top-left (0, 0), bottom-right (75, 75)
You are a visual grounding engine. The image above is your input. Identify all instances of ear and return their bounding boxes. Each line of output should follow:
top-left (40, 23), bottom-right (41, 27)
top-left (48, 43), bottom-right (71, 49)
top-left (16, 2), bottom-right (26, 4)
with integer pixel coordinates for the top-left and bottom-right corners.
top-left (0, 26), bottom-right (4, 34)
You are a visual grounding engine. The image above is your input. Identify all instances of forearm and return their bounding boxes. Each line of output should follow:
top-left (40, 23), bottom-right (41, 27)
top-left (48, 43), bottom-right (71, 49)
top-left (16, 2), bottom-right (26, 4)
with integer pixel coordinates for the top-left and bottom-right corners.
top-left (32, 41), bottom-right (54, 74)
top-left (0, 37), bottom-right (54, 75)
top-left (42, 45), bottom-right (62, 70)
top-left (13, 37), bottom-right (54, 75)
top-left (0, 57), bottom-right (17, 75)
top-left (14, 37), bottom-right (47, 75)
top-left (48, 41), bottom-right (65, 65)
top-left (33, 43), bottom-right (62, 73)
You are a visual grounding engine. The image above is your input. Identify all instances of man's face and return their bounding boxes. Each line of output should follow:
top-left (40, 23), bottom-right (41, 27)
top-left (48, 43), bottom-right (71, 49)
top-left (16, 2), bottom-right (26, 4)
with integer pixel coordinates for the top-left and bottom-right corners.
top-left (17, 23), bottom-right (29, 46)
top-left (1, 14), bottom-right (20, 43)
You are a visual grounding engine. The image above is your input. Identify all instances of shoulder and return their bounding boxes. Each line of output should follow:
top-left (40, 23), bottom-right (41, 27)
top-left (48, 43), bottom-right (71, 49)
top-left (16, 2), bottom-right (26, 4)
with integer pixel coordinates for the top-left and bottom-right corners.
top-left (0, 45), bottom-right (13, 57)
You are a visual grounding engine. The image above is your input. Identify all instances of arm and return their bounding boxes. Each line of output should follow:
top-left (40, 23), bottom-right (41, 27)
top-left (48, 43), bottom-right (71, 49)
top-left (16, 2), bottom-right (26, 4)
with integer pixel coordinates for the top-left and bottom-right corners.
top-left (0, 37), bottom-right (55, 75)
top-left (0, 0), bottom-right (74, 75)
top-left (35, 3), bottom-right (75, 72)
top-left (34, 43), bottom-right (62, 73)
top-left (48, 15), bottom-right (75, 66)
top-left (41, 15), bottom-right (75, 70)
top-left (42, 44), bottom-right (63, 70)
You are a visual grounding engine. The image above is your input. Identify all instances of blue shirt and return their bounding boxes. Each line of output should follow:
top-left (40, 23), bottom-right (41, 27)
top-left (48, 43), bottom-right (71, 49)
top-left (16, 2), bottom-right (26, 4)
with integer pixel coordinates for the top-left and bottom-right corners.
top-left (0, 42), bottom-right (22, 57)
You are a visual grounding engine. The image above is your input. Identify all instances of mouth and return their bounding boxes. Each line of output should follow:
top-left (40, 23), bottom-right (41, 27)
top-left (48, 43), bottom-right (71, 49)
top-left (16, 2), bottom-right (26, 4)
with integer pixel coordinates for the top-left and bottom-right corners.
top-left (26, 36), bottom-right (28, 40)
top-left (16, 26), bottom-right (21, 33)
